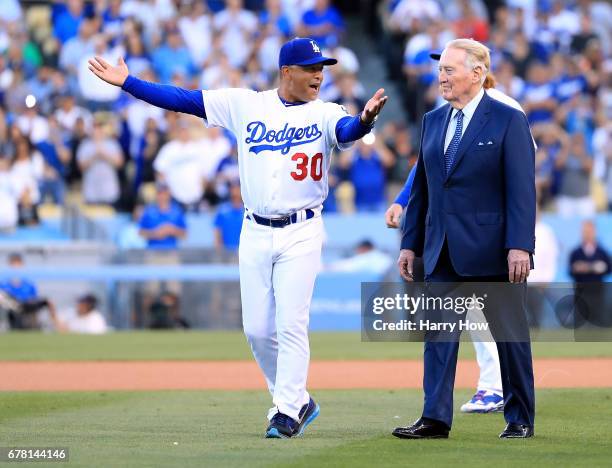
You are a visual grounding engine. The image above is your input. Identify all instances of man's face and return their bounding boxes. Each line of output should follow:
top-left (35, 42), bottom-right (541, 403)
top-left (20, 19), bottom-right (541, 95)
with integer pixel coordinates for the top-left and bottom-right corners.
top-left (156, 188), bottom-right (172, 207)
top-left (582, 222), bottom-right (596, 244)
top-left (283, 64), bottom-right (324, 102)
top-left (438, 47), bottom-right (479, 105)
top-left (315, 0), bottom-right (329, 11)
top-left (76, 300), bottom-right (90, 316)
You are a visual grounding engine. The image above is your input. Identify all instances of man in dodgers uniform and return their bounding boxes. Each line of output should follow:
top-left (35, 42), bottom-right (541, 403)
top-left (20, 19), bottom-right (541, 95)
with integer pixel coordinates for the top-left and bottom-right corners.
top-left (88, 37), bottom-right (387, 438)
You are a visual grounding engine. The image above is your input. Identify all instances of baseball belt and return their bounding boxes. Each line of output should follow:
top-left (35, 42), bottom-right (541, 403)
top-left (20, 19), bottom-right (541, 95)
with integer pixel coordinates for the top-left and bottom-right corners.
top-left (249, 209), bottom-right (315, 228)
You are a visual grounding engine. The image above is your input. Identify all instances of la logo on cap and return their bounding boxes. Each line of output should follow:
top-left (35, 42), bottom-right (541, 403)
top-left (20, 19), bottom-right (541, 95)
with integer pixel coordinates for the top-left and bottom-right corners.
top-left (310, 40), bottom-right (320, 53)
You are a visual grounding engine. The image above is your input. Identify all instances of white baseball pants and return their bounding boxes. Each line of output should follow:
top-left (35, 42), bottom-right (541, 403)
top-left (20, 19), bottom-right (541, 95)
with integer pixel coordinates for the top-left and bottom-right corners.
top-left (239, 214), bottom-right (323, 421)
top-left (467, 303), bottom-right (503, 394)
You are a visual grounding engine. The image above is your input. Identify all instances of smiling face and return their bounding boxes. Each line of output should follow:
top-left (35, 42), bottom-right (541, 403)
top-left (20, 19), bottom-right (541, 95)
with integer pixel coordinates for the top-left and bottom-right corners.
top-left (279, 64), bottom-right (324, 102)
top-left (438, 47), bottom-right (483, 108)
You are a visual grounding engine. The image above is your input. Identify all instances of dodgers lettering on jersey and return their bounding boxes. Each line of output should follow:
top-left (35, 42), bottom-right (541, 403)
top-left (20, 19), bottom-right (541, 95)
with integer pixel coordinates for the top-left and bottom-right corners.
top-left (202, 88), bottom-right (351, 216)
top-left (245, 122), bottom-right (323, 155)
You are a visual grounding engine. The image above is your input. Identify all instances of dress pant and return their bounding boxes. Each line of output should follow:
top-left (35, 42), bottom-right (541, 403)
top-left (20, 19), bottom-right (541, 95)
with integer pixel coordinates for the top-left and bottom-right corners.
top-left (421, 241), bottom-right (535, 429)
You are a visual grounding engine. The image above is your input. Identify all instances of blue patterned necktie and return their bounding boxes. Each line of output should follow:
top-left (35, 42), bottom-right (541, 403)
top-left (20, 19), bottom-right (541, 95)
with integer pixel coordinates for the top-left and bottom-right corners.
top-left (445, 109), bottom-right (464, 175)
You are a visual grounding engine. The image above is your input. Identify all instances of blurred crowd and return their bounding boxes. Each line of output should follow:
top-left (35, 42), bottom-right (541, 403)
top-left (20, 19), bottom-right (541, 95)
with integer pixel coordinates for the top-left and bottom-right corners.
top-left (0, 0), bottom-right (366, 238)
top-left (0, 0), bottom-right (611, 246)
top-left (378, 0), bottom-right (612, 215)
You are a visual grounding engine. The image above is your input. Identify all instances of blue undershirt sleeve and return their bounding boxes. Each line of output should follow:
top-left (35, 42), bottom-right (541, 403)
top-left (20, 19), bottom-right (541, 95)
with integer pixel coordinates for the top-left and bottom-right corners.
top-left (335, 115), bottom-right (372, 143)
top-left (394, 164), bottom-right (417, 207)
top-left (121, 75), bottom-right (206, 119)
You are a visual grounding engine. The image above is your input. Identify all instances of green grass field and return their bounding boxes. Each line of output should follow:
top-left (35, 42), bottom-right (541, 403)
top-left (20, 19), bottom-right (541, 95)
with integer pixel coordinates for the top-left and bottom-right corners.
top-left (1, 389), bottom-right (611, 467)
top-left (2, 332), bottom-right (611, 467)
top-left (1, 331), bottom-right (612, 361)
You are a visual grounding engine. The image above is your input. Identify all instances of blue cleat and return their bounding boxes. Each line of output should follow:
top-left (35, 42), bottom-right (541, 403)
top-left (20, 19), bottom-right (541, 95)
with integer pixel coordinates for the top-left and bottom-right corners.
top-left (265, 412), bottom-right (298, 439)
top-left (295, 398), bottom-right (320, 437)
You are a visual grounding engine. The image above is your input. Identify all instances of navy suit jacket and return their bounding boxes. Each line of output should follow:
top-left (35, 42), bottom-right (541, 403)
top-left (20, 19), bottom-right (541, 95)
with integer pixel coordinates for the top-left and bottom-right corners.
top-left (400, 91), bottom-right (536, 277)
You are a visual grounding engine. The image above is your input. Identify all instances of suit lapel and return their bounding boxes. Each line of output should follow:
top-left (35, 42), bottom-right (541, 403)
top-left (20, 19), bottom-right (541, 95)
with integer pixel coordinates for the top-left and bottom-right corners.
top-left (445, 93), bottom-right (491, 181)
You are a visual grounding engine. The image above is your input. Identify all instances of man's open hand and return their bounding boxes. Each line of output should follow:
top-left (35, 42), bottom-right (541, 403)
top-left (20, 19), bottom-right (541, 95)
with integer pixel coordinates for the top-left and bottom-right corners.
top-left (361, 88), bottom-right (388, 125)
top-left (88, 56), bottom-right (129, 87)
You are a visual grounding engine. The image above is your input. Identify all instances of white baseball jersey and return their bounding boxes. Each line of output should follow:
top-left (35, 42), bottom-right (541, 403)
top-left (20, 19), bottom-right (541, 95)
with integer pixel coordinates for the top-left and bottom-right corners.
top-left (486, 88), bottom-right (537, 150)
top-left (485, 88), bottom-right (523, 113)
top-left (202, 88), bottom-right (351, 216)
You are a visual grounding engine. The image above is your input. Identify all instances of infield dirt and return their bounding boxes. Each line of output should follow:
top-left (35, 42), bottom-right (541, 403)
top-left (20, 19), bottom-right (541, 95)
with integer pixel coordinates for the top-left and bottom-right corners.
top-left (2, 358), bottom-right (611, 391)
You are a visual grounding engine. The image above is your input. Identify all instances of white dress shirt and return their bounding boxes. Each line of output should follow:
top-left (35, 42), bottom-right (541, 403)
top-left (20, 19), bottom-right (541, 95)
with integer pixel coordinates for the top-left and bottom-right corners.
top-left (444, 87), bottom-right (485, 153)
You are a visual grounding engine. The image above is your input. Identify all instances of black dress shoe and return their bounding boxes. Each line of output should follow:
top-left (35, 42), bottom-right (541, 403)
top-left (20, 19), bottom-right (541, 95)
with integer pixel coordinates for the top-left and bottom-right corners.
top-left (392, 418), bottom-right (450, 439)
top-left (499, 423), bottom-right (534, 438)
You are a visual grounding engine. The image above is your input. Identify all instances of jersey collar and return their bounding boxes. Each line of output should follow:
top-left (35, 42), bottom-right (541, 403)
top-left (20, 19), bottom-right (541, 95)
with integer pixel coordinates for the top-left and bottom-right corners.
top-left (276, 90), bottom-right (308, 107)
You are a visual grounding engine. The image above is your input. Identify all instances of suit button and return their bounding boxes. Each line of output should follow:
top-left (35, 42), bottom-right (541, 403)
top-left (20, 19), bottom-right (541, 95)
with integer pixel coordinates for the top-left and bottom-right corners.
top-left (444, 182), bottom-right (450, 188)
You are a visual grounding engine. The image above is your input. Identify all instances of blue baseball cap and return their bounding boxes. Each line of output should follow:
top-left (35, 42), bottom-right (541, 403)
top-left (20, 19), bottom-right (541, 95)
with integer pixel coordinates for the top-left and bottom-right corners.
top-left (278, 37), bottom-right (337, 68)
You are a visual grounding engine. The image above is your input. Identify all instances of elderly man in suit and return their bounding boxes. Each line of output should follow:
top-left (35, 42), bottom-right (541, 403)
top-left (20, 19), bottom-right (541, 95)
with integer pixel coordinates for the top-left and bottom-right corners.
top-left (394, 38), bottom-right (536, 439)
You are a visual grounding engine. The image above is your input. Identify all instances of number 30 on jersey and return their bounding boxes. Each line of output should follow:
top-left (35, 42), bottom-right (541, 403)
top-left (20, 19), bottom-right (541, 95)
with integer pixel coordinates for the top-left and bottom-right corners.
top-left (290, 152), bottom-right (323, 181)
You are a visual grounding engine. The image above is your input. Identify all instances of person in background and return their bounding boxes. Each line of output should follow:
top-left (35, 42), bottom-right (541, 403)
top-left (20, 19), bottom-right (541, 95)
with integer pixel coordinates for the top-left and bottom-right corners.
top-left (49, 293), bottom-right (108, 334)
top-left (133, 117), bottom-right (164, 195)
top-left (568, 220), bottom-right (612, 327)
top-left (299, 0), bottom-right (344, 49)
top-left (0, 252), bottom-right (52, 329)
top-left (37, 117), bottom-right (71, 205)
top-left (77, 116), bottom-right (123, 206)
top-left (53, 0), bottom-right (86, 45)
top-left (0, 252), bottom-right (38, 305)
top-left (0, 157), bottom-right (19, 232)
top-left (327, 239), bottom-right (393, 275)
top-left (148, 292), bottom-right (190, 329)
top-left (213, 182), bottom-right (244, 254)
top-left (556, 132), bottom-right (595, 217)
top-left (9, 131), bottom-right (43, 213)
top-left (139, 182), bottom-right (187, 250)
top-left (341, 135), bottom-right (394, 212)
top-left (569, 220), bottom-right (611, 283)
top-left (153, 117), bottom-right (211, 212)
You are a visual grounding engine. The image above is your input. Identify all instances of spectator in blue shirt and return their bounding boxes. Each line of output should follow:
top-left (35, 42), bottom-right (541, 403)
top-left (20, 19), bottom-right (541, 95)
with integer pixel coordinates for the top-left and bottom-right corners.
top-left (213, 183), bottom-right (244, 253)
top-left (101, 0), bottom-right (125, 45)
top-left (521, 61), bottom-right (557, 124)
top-left (0, 252), bottom-right (57, 329)
top-left (343, 137), bottom-right (394, 212)
top-left (300, 0), bottom-right (344, 49)
top-left (53, 0), bottom-right (86, 45)
top-left (124, 29), bottom-right (152, 79)
top-left (0, 253), bottom-right (38, 303)
top-left (139, 182), bottom-right (187, 249)
top-left (260, 0), bottom-right (292, 38)
top-left (152, 28), bottom-right (195, 84)
top-left (555, 57), bottom-right (591, 104)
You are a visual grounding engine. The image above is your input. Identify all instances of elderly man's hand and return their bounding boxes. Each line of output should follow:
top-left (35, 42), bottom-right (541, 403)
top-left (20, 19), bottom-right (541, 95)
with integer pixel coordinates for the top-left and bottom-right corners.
top-left (398, 249), bottom-right (416, 282)
top-left (507, 249), bottom-right (530, 283)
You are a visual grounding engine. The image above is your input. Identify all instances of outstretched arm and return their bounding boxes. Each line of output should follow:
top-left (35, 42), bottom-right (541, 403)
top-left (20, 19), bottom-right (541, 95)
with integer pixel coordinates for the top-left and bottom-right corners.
top-left (88, 56), bottom-right (206, 118)
top-left (335, 88), bottom-right (388, 143)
